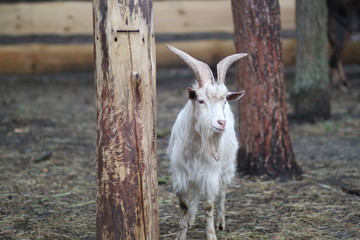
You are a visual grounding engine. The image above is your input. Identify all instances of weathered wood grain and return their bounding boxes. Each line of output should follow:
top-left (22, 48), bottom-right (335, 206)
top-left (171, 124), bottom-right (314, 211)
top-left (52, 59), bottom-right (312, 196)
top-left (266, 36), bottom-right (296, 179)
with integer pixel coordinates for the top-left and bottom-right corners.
top-left (93, 0), bottom-right (158, 239)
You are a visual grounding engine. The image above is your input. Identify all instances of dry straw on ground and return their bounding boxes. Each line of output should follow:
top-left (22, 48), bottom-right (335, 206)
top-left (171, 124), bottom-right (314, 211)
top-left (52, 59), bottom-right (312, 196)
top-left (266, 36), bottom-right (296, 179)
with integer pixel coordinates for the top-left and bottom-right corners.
top-left (1, 68), bottom-right (359, 239)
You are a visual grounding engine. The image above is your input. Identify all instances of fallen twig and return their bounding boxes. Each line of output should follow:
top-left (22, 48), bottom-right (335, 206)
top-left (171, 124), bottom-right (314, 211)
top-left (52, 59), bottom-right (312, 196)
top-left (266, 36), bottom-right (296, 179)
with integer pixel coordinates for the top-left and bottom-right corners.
top-left (40, 191), bottom-right (72, 202)
top-left (317, 183), bottom-right (333, 190)
top-left (70, 200), bottom-right (96, 208)
top-left (33, 152), bottom-right (53, 163)
top-left (161, 232), bottom-right (177, 238)
top-left (341, 186), bottom-right (360, 197)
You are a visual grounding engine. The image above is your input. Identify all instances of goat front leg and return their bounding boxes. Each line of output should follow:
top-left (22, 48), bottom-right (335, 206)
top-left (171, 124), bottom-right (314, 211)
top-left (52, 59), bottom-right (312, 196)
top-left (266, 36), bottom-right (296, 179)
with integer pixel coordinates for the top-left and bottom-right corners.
top-left (204, 200), bottom-right (217, 240)
top-left (216, 185), bottom-right (226, 231)
top-left (176, 196), bottom-right (190, 240)
top-left (188, 191), bottom-right (199, 227)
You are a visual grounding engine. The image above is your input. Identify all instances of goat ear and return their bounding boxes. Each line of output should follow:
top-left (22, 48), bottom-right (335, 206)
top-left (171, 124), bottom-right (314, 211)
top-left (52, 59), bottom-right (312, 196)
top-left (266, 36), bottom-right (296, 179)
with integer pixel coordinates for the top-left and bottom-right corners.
top-left (187, 87), bottom-right (197, 100)
top-left (226, 90), bottom-right (245, 101)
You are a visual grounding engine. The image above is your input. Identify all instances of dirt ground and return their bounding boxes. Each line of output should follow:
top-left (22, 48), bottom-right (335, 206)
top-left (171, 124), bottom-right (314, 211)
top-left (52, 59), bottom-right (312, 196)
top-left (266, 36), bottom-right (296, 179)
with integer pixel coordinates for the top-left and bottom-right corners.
top-left (0, 67), bottom-right (359, 240)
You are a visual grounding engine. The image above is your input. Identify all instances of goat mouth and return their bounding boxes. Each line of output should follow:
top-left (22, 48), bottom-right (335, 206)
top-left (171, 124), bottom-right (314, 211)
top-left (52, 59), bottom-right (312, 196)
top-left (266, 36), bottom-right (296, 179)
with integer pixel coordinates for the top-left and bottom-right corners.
top-left (211, 125), bottom-right (225, 132)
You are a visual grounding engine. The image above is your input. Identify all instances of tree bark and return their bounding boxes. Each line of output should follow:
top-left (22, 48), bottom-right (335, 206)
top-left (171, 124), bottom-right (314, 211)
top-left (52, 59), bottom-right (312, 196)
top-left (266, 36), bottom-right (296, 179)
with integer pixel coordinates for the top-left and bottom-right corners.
top-left (292, 0), bottom-right (331, 122)
top-left (231, 0), bottom-right (302, 179)
top-left (93, 0), bottom-right (158, 239)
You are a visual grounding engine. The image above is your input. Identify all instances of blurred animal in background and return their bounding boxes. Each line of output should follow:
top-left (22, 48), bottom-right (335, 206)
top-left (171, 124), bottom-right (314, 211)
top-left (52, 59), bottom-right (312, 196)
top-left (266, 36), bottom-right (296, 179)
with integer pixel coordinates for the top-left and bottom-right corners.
top-left (166, 45), bottom-right (246, 240)
top-left (327, 0), bottom-right (360, 90)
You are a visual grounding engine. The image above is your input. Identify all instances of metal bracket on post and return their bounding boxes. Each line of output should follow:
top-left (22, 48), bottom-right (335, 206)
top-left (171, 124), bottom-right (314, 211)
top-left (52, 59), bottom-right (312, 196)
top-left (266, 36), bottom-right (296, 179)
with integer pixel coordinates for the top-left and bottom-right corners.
top-left (116, 30), bottom-right (140, 33)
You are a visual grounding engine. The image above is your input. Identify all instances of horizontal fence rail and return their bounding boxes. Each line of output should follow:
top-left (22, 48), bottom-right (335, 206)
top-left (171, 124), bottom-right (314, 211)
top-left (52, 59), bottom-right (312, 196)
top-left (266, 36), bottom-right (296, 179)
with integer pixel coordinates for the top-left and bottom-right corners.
top-left (0, 0), bottom-right (294, 36)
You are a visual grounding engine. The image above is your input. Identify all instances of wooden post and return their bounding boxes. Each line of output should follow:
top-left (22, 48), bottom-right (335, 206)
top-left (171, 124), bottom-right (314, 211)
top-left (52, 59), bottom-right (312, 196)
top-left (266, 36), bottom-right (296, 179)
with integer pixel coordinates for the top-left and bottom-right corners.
top-left (93, 0), bottom-right (158, 239)
top-left (231, 0), bottom-right (302, 179)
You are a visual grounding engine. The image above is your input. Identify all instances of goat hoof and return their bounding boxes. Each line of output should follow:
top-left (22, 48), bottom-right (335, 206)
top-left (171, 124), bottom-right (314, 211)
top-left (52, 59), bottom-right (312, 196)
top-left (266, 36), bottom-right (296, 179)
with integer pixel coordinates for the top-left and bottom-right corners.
top-left (216, 219), bottom-right (225, 231)
top-left (218, 224), bottom-right (224, 231)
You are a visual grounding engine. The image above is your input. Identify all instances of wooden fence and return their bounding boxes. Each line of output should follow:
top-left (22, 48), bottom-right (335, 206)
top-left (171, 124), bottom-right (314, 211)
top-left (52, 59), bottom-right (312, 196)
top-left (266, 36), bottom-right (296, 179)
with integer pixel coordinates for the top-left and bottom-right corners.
top-left (0, 0), bottom-right (359, 74)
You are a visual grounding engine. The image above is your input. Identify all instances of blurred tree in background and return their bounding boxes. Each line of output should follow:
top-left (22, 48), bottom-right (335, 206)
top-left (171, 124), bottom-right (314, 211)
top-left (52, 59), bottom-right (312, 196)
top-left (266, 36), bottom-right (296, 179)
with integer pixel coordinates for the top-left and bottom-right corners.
top-left (231, 0), bottom-right (302, 180)
top-left (292, 0), bottom-right (331, 122)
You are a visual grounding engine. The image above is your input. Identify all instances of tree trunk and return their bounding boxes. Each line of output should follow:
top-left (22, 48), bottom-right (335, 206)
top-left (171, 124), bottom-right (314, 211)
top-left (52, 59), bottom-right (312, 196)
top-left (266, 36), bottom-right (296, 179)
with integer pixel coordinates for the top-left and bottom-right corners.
top-left (231, 0), bottom-right (302, 179)
top-left (292, 0), bottom-right (331, 122)
top-left (93, 0), bottom-right (158, 239)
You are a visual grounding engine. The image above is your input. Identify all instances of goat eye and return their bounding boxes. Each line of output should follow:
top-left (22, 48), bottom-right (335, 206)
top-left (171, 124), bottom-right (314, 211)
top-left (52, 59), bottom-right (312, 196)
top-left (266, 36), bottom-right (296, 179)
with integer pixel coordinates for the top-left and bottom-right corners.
top-left (198, 100), bottom-right (205, 104)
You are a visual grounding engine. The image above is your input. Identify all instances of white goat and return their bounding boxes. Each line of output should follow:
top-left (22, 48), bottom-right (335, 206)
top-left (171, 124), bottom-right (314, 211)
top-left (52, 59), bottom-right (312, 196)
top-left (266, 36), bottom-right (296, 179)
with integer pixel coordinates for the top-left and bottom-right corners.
top-left (166, 45), bottom-right (247, 240)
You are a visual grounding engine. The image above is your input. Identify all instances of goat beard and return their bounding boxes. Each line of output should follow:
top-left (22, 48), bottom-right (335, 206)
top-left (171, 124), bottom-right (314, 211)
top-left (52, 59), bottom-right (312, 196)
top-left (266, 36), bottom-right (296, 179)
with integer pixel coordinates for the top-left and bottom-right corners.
top-left (195, 119), bottom-right (222, 162)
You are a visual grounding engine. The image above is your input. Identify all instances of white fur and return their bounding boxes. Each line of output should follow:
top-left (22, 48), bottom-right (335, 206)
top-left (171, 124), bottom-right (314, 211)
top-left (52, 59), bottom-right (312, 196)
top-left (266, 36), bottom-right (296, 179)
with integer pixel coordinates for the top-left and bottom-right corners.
top-left (167, 83), bottom-right (240, 240)
top-left (166, 44), bottom-right (246, 240)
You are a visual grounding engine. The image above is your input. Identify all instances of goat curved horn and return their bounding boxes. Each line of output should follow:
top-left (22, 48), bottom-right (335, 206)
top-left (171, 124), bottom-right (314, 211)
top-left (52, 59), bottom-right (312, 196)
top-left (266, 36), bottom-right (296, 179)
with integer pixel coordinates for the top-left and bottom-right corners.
top-left (167, 44), bottom-right (214, 87)
top-left (217, 53), bottom-right (247, 84)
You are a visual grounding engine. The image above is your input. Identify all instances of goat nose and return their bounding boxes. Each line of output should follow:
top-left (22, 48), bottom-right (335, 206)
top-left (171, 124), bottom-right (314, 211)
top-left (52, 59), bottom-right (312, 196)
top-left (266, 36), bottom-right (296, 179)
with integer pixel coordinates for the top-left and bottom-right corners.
top-left (218, 120), bottom-right (226, 128)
